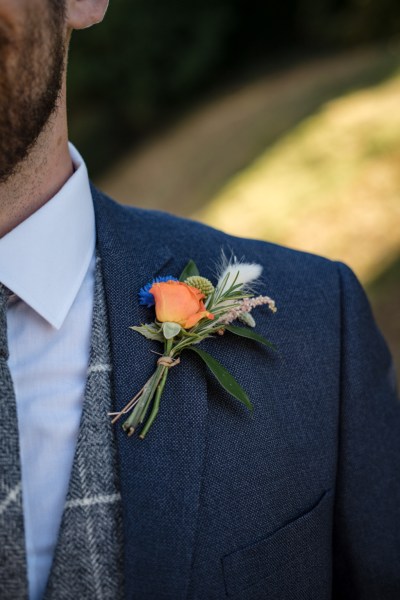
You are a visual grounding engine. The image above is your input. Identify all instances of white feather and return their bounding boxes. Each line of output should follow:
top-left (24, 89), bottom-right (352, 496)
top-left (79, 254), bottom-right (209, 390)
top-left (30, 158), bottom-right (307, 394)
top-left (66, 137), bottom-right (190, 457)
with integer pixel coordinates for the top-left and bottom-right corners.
top-left (216, 256), bottom-right (263, 293)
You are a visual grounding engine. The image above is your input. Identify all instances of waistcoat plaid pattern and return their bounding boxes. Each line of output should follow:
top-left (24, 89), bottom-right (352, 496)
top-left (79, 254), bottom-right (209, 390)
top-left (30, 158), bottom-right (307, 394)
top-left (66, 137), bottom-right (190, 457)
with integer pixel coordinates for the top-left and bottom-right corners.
top-left (0, 284), bottom-right (29, 599)
top-left (43, 255), bottom-right (125, 600)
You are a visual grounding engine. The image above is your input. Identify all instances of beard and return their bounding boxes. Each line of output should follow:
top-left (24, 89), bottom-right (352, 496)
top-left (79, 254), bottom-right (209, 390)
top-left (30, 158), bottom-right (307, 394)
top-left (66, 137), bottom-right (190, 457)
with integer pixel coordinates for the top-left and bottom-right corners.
top-left (0, 2), bottom-right (66, 183)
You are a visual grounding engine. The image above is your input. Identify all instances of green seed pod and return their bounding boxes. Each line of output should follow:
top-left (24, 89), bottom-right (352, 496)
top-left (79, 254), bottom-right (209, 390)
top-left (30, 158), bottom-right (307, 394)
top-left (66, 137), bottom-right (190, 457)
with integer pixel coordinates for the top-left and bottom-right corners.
top-left (238, 312), bottom-right (256, 328)
top-left (185, 275), bottom-right (215, 297)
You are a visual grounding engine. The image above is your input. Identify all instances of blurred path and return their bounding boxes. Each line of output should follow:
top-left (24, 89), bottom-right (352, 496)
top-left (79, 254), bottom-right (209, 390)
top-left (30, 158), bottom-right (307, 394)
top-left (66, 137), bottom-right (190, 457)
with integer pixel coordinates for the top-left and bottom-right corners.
top-left (98, 44), bottom-right (398, 216)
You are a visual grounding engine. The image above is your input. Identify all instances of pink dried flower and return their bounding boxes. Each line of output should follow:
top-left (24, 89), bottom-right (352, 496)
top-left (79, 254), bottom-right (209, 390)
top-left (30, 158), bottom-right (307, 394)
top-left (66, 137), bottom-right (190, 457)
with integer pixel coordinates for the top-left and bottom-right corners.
top-left (218, 295), bottom-right (277, 326)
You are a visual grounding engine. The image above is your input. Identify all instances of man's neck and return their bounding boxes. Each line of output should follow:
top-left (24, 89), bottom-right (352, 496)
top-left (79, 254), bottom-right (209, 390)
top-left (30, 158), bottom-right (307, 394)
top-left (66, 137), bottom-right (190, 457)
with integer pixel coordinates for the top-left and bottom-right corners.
top-left (0, 100), bottom-right (73, 238)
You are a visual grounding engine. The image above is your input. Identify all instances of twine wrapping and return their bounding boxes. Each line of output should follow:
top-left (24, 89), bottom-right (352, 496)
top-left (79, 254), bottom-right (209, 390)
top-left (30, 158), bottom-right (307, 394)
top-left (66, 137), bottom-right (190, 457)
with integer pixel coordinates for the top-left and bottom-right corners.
top-left (109, 355), bottom-right (181, 424)
top-left (157, 356), bottom-right (181, 368)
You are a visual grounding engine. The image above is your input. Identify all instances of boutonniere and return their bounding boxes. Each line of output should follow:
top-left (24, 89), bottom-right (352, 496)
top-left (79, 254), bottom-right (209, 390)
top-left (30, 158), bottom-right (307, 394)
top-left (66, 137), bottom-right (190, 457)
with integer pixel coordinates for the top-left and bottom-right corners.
top-left (110, 255), bottom-right (277, 439)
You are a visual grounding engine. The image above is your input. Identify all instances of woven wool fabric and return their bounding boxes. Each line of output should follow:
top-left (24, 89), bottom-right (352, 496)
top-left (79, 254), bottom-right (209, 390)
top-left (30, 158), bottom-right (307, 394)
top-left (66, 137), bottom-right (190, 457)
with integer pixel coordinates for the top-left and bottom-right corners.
top-left (92, 187), bottom-right (400, 599)
top-left (43, 255), bottom-right (124, 600)
top-left (0, 283), bottom-right (29, 599)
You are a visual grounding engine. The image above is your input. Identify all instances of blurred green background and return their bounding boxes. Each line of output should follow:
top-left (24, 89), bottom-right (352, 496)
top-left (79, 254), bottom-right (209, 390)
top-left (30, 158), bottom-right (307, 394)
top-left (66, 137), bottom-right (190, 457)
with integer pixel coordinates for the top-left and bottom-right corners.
top-left (68, 0), bottom-right (400, 380)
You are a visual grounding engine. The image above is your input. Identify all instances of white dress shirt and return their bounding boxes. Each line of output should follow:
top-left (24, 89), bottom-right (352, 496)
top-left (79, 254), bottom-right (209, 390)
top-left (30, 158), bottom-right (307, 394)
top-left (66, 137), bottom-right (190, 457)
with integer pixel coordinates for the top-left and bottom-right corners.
top-left (0, 144), bottom-right (96, 600)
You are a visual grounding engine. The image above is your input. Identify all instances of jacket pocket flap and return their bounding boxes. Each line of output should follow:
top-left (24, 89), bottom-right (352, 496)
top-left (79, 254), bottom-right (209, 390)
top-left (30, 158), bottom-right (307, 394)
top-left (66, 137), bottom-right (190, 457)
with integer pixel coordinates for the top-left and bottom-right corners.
top-left (222, 488), bottom-right (333, 597)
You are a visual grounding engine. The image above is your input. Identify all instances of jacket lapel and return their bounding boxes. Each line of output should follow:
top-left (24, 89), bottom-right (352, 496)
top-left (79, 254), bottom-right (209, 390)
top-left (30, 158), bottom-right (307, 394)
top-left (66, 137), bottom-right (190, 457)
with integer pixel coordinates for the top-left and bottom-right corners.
top-left (93, 189), bottom-right (209, 600)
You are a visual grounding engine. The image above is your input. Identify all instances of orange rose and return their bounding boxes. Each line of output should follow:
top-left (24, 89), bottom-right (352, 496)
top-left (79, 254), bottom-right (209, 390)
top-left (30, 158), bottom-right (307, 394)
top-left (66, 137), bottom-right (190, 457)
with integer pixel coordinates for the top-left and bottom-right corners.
top-left (149, 280), bottom-right (214, 329)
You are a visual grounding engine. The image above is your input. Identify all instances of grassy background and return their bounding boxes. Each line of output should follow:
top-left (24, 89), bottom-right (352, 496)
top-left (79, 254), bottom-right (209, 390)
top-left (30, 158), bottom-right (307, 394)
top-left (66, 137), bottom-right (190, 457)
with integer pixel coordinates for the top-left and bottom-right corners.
top-left (69, 0), bottom-right (400, 175)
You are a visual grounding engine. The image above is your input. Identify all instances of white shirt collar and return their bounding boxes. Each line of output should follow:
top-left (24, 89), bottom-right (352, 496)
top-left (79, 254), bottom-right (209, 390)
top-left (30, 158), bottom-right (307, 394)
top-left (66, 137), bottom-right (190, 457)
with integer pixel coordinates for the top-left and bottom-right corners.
top-left (0, 143), bottom-right (95, 330)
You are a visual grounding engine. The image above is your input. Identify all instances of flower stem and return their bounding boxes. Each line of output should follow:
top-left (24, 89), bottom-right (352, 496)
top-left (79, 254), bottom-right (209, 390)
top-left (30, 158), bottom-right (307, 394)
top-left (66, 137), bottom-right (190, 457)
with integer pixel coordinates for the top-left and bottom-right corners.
top-left (138, 338), bottom-right (173, 439)
top-left (122, 364), bottom-right (164, 435)
top-left (139, 366), bottom-right (169, 439)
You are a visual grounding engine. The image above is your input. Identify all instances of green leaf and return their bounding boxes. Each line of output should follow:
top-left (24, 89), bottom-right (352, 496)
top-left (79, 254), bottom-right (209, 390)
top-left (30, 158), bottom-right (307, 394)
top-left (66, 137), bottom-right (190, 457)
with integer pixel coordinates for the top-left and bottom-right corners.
top-left (130, 324), bottom-right (164, 342)
top-left (179, 259), bottom-right (200, 281)
top-left (225, 325), bottom-right (276, 350)
top-left (162, 321), bottom-right (181, 339)
top-left (186, 347), bottom-right (253, 412)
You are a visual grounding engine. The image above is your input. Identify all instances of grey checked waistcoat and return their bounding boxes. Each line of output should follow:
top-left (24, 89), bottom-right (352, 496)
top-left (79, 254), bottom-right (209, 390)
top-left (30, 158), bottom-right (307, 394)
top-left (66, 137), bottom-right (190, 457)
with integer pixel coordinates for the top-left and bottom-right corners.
top-left (40, 255), bottom-right (125, 599)
top-left (0, 285), bottom-right (28, 599)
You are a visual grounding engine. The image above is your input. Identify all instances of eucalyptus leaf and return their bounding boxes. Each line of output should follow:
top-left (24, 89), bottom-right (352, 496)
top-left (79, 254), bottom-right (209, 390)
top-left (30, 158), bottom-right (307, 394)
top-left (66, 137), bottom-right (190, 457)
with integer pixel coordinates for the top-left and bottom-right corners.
top-left (162, 321), bottom-right (182, 339)
top-left (186, 347), bottom-right (253, 412)
top-left (179, 259), bottom-right (200, 281)
top-left (225, 325), bottom-right (276, 350)
top-left (130, 324), bottom-right (164, 342)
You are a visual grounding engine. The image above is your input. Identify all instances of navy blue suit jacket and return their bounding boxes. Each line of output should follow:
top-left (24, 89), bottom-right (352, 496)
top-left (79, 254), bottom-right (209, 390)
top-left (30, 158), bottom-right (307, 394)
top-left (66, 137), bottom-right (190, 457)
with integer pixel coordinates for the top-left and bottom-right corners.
top-left (93, 186), bottom-right (400, 600)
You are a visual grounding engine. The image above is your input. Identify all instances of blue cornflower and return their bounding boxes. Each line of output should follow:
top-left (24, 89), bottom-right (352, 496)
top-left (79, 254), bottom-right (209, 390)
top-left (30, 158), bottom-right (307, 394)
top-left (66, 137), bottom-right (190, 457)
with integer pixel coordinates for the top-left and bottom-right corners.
top-left (139, 276), bottom-right (179, 307)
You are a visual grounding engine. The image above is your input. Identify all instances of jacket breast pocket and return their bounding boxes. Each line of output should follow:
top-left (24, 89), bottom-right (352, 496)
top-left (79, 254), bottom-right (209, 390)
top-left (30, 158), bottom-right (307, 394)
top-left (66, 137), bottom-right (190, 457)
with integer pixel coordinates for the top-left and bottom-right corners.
top-left (221, 488), bottom-right (333, 599)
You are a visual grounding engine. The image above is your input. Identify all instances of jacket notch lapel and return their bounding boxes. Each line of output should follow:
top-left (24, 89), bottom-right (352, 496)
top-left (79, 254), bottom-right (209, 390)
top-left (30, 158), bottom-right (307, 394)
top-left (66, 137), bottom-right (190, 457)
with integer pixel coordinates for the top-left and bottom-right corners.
top-left (94, 190), bottom-right (209, 599)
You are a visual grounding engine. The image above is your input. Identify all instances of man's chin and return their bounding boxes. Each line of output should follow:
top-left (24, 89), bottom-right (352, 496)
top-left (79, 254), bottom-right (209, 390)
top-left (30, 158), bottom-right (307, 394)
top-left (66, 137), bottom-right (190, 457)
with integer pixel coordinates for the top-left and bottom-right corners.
top-left (0, 136), bottom-right (34, 183)
top-left (0, 86), bottom-right (63, 184)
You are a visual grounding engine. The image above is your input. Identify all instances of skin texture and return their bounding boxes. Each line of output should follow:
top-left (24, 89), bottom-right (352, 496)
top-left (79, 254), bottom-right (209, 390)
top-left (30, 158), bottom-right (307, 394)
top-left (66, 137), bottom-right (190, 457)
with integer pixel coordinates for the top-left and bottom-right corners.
top-left (0, 1), bottom-right (66, 185)
top-left (0, 0), bottom-right (109, 237)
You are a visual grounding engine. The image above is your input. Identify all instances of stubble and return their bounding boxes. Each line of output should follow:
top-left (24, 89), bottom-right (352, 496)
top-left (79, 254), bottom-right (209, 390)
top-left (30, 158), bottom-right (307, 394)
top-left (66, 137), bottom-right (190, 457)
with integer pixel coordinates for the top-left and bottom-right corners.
top-left (0, 2), bottom-right (66, 183)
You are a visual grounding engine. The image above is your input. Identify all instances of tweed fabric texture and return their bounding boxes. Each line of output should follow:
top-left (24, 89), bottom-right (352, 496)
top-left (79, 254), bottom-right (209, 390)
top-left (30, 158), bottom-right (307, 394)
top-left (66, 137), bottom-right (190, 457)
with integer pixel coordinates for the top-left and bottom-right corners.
top-left (43, 256), bottom-right (124, 600)
top-left (0, 283), bottom-right (29, 599)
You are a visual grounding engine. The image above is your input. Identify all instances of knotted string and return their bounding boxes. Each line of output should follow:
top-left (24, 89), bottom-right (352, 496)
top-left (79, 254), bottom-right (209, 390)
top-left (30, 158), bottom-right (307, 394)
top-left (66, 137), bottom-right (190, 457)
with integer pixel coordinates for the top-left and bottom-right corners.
top-left (157, 356), bottom-right (180, 368)
top-left (109, 355), bottom-right (180, 423)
